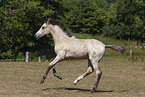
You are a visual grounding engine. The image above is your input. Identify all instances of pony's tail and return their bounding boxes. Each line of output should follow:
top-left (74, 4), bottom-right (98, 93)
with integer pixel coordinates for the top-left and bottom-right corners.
top-left (105, 45), bottom-right (126, 54)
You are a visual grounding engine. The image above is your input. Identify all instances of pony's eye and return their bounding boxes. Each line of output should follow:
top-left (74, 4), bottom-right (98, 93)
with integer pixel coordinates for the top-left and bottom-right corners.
top-left (42, 27), bottom-right (45, 29)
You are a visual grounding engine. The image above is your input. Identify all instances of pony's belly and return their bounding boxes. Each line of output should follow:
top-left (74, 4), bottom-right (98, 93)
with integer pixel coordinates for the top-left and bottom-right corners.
top-left (65, 53), bottom-right (88, 59)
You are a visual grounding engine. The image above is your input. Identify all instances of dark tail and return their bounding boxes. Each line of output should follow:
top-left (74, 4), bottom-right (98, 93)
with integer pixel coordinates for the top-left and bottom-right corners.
top-left (105, 45), bottom-right (126, 54)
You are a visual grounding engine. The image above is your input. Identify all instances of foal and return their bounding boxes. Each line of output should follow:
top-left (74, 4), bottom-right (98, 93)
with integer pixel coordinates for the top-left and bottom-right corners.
top-left (34, 19), bottom-right (126, 93)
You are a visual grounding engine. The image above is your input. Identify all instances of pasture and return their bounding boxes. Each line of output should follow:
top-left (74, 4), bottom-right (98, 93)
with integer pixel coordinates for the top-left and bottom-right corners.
top-left (0, 56), bottom-right (144, 97)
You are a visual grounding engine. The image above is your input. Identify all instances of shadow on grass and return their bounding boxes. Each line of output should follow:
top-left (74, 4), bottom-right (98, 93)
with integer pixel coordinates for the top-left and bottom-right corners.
top-left (42, 87), bottom-right (114, 93)
top-left (65, 88), bottom-right (114, 93)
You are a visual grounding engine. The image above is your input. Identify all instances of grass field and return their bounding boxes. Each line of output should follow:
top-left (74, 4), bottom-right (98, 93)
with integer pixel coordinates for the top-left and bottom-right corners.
top-left (0, 56), bottom-right (145, 97)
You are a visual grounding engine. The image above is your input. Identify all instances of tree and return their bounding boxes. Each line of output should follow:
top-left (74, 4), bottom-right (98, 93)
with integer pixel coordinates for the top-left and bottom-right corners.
top-left (135, 0), bottom-right (145, 43)
top-left (103, 0), bottom-right (145, 43)
top-left (0, 0), bottom-right (45, 59)
top-left (63, 1), bottom-right (107, 35)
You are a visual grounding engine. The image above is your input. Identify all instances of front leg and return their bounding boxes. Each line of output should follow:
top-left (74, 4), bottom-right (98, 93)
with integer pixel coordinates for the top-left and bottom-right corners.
top-left (53, 67), bottom-right (62, 80)
top-left (40, 51), bottom-right (65, 84)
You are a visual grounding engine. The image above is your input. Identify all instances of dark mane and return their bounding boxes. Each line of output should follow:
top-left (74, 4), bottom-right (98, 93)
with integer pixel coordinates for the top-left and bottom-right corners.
top-left (48, 19), bottom-right (72, 37)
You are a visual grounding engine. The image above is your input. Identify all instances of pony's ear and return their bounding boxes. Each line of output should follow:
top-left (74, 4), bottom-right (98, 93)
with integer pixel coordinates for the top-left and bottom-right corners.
top-left (46, 18), bottom-right (51, 25)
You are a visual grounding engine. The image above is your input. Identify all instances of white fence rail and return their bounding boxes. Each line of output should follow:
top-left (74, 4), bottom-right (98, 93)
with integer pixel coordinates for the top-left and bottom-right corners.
top-left (126, 46), bottom-right (145, 48)
top-left (0, 52), bottom-right (30, 62)
top-left (0, 46), bottom-right (144, 62)
top-left (0, 59), bottom-right (26, 62)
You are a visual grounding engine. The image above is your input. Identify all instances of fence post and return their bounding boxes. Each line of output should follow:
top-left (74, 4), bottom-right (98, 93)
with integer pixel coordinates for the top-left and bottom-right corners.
top-left (39, 56), bottom-right (41, 62)
top-left (26, 52), bottom-right (29, 62)
top-left (141, 44), bottom-right (144, 62)
top-left (130, 45), bottom-right (132, 57)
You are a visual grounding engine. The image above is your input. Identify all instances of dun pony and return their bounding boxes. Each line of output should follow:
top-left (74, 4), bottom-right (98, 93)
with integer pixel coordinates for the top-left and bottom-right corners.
top-left (34, 19), bottom-right (126, 93)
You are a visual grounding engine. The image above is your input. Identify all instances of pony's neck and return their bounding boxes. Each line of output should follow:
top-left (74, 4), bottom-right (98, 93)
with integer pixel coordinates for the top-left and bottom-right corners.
top-left (50, 25), bottom-right (68, 43)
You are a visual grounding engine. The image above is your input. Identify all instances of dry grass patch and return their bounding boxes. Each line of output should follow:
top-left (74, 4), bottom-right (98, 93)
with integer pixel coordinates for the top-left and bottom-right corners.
top-left (0, 57), bottom-right (144, 97)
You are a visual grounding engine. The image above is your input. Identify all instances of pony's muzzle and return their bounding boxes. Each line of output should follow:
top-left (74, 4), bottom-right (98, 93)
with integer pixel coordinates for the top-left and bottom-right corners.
top-left (34, 34), bottom-right (39, 40)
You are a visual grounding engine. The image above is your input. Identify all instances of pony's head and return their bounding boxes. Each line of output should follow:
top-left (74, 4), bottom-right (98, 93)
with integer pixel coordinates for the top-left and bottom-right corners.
top-left (34, 19), bottom-right (51, 39)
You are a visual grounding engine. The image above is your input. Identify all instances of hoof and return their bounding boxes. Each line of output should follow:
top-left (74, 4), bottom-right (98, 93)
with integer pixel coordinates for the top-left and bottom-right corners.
top-left (90, 87), bottom-right (96, 93)
top-left (73, 80), bottom-right (78, 85)
top-left (40, 81), bottom-right (44, 84)
top-left (40, 79), bottom-right (44, 84)
top-left (54, 73), bottom-right (62, 80)
top-left (89, 90), bottom-right (95, 93)
top-left (73, 83), bottom-right (77, 85)
top-left (40, 76), bottom-right (46, 84)
top-left (58, 76), bottom-right (62, 80)
top-left (90, 86), bottom-right (97, 93)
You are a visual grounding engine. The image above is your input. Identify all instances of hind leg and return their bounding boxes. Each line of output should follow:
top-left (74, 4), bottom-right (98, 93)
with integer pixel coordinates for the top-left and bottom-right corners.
top-left (90, 63), bottom-right (102, 93)
top-left (73, 59), bottom-right (94, 85)
top-left (89, 54), bottom-right (104, 93)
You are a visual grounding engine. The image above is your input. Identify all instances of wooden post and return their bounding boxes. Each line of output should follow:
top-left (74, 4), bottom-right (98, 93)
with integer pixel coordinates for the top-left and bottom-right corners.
top-left (141, 45), bottom-right (144, 62)
top-left (39, 56), bottom-right (41, 62)
top-left (26, 52), bottom-right (29, 62)
top-left (129, 45), bottom-right (135, 61)
top-left (130, 45), bottom-right (132, 57)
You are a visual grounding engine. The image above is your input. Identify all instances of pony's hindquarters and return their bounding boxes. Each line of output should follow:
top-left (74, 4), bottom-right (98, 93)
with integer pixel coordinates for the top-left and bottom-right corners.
top-left (86, 39), bottom-right (105, 92)
top-left (87, 39), bottom-right (105, 61)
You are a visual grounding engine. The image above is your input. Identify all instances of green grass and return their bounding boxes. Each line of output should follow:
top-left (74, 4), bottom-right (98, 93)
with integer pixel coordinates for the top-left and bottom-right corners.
top-left (0, 56), bottom-right (145, 97)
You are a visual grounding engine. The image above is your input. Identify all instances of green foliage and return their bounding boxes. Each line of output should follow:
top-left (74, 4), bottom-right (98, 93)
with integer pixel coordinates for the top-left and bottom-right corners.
top-left (63, 1), bottom-right (107, 35)
top-left (103, 0), bottom-right (145, 43)
top-left (0, 0), bottom-right (46, 59)
top-left (0, 0), bottom-right (145, 59)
